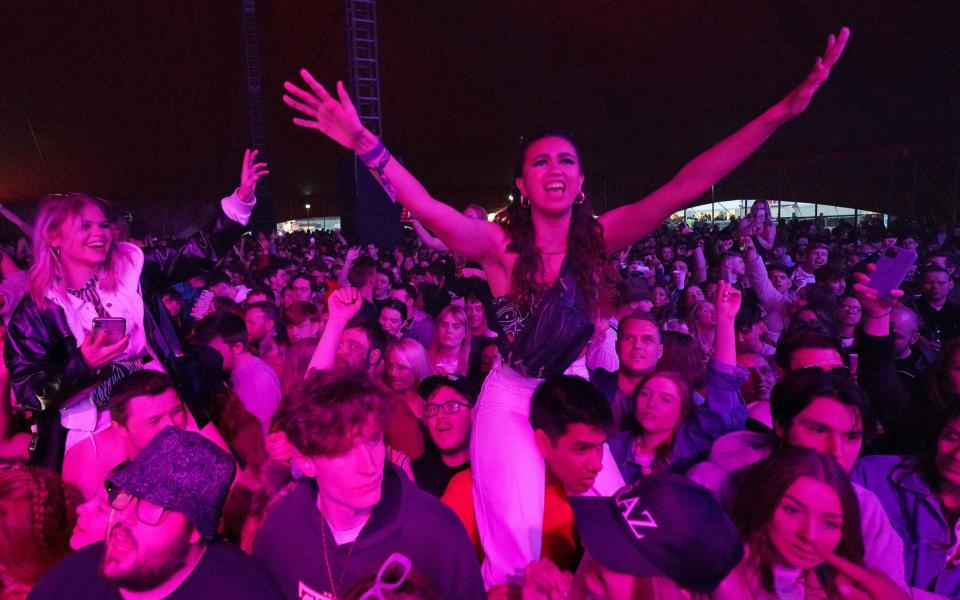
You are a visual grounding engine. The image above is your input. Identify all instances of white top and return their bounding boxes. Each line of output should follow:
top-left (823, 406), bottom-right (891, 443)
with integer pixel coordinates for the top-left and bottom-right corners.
top-left (57, 190), bottom-right (256, 445)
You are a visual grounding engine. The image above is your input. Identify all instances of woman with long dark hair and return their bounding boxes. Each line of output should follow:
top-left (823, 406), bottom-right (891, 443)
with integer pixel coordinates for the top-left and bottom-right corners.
top-left (720, 447), bottom-right (866, 599)
top-left (283, 29), bottom-right (849, 586)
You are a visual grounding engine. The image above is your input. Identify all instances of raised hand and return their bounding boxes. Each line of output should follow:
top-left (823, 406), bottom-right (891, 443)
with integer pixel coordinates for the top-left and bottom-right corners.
top-left (740, 235), bottom-right (758, 261)
top-left (238, 149), bottom-right (269, 203)
top-left (852, 263), bottom-right (903, 318)
top-left (283, 73), bottom-right (366, 151)
top-left (326, 287), bottom-right (363, 324)
top-left (715, 279), bottom-right (743, 322)
top-left (781, 27), bottom-right (850, 118)
top-left (345, 246), bottom-right (362, 261)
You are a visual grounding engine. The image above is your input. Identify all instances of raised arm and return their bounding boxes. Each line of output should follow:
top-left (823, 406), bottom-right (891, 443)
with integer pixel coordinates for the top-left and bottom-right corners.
top-left (713, 280), bottom-right (740, 367)
top-left (0, 204), bottom-right (34, 240)
top-left (283, 75), bottom-right (504, 262)
top-left (410, 219), bottom-right (450, 252)
top-left (141, 150), bottom-right (265, 288)
top-left (599, 28), bottom-right (849, 253)
top-left (692, 242), bottom-right (708, 285)
top-left (307, 287), bottom-right (364, 373)
top-left (741, 235), bottom-right (788, 313)
top-left (337, 246), bottom-right (361, 288)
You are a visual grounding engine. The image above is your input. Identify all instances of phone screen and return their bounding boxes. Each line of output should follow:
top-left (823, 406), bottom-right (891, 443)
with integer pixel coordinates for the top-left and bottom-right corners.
top-left (93, 318), bottom-right (126, 341)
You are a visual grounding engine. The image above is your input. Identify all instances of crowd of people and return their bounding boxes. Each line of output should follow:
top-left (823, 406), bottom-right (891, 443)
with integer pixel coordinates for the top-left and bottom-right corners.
top-left (3, 25), bottom-right (960, 600)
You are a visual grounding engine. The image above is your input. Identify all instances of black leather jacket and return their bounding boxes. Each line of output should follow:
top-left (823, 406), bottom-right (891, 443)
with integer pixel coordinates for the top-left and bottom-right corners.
top-left (5, 206), bottom-right (245, 470)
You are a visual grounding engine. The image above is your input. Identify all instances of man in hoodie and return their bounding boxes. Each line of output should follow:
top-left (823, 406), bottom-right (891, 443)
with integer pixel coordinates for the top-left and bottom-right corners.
top-left (253, 371), bottom-right (485, 600)
top-left (686, 367), bottom-right (907, 590)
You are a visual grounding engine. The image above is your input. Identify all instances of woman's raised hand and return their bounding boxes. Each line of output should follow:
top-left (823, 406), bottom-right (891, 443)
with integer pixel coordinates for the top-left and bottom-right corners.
top-left (780, 27), bottom-right (850, 119)
top-left (283, 72), bottom-right (366, 151)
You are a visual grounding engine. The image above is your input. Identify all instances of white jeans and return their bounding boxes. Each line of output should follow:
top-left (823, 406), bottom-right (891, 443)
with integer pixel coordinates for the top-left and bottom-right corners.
top-left (471, 361), bottom-right (623, 587)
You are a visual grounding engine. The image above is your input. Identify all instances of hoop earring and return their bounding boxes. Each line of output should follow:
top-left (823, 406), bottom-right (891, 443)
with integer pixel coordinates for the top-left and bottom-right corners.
top-left (519, 195), bottom-right (530, 209)
top-left (51, 246), bottom-right (61, 260)
top-left (575, 191), bottom-right (586, 206)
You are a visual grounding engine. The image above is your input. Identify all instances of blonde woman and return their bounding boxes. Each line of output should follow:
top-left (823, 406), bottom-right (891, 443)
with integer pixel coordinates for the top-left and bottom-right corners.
top-left (429, 305), bottom-right (471, 376)
top-left (5, 152), bottom-right (265, 477)
top-left (384, 338), bottom-right (435, 460)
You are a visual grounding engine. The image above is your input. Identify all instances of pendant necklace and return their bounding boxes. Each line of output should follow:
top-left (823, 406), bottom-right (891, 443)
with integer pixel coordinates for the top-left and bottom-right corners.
top-left (319, 517), bottom-right (357, 600)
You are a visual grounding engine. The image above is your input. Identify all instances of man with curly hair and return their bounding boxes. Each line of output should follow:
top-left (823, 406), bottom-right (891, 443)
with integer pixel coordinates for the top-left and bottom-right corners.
top-left (253, 371), bottom-right (484, 600)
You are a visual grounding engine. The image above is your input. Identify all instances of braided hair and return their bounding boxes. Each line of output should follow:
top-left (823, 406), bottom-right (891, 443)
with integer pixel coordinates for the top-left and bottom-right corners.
top-left (0, 462), bottom-right (74, 591)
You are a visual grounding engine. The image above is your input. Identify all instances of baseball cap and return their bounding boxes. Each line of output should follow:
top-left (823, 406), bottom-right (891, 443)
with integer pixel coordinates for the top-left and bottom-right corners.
top-left (417, 374), bottom-right (478, 405)
top-left (569, 473), bottom-right (743, 592)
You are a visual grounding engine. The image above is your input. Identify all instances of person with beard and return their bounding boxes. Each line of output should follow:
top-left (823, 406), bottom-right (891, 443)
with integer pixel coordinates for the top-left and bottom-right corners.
top-left (29, 427), bottom-right (282, 599)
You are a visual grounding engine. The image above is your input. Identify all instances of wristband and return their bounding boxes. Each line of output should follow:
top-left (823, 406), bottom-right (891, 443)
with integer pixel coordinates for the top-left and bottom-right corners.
top-left (357, 139), bottom-right (386, 168)
top-left (357, 139), bottom-right (397, 203)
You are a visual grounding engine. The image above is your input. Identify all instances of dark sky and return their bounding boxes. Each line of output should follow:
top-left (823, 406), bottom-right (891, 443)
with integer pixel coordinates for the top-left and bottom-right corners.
top-left (1, 1), bottom-right (958, 230)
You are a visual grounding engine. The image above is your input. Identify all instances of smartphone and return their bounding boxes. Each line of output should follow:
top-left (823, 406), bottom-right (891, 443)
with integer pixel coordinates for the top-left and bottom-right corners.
top-left (93, 317), bottom-right (126, 342)
top-left (868, 246), bottom-right (917, 299)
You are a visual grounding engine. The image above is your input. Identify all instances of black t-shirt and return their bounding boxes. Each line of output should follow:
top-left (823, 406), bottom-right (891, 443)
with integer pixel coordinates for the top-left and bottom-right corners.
top-left (29, 541), bottom-right (283, 600)
top-left (410, 450), bottom-right (470, 498)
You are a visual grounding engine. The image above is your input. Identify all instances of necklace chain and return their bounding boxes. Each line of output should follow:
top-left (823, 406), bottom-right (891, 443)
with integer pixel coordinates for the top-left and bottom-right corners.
top-left (320, 515), bottom-right (357, 600)
top-left (538, 246), bottom-right (567, 256)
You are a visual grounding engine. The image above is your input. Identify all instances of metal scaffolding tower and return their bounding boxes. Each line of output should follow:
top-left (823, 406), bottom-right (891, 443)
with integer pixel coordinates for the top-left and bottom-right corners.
top-left (345, 0), bottom-right (383, 137)
top-left (239, 0), bottom-right (274, 227)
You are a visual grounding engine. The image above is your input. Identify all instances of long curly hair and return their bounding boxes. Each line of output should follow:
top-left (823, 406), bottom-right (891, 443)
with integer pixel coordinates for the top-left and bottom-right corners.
top-left (494, 130), bottom-right (607, 314)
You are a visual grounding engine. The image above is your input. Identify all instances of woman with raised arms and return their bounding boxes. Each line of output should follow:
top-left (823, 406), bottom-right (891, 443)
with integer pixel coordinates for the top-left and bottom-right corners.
top-left (284, 27), bottom-right (849, 587)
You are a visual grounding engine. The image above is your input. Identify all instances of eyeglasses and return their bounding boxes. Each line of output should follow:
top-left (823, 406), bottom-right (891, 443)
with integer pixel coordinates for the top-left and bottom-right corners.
top-left (795, 364), bottom-right (852, 379)
top-left (423, 401), bottom-right (471, 418)
top-left (108, 487), bottom-right (167, 526)
top-left (359, 553), bottom-right (412, 600)
top-left (838, 305), bottom-right (862, 313)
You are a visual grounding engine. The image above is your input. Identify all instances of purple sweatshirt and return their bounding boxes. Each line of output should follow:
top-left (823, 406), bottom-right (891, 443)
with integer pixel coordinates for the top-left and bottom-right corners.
top-left (254, 463), bottom-right (485, 599)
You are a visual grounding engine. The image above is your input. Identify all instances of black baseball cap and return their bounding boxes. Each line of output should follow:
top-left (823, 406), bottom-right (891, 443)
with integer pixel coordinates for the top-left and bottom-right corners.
top-left (417, 374), bottom-right (478, 405)
top-left (569, 473), bottom-right (743, 592)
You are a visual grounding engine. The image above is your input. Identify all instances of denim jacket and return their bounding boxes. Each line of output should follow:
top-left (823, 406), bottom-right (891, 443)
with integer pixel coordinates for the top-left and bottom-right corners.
top-left (852, 455), bottom-right (958, 599)
top-left (608, 359), bottom-right (747, 483)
